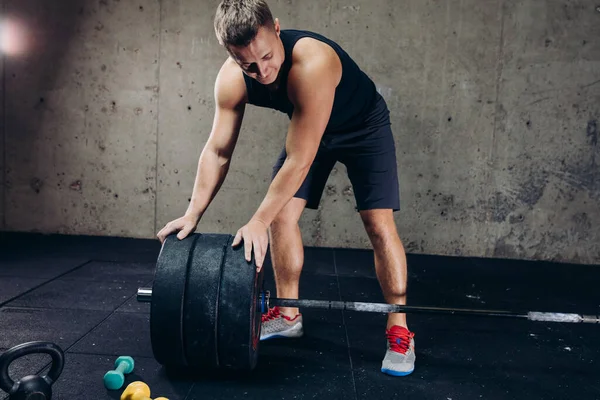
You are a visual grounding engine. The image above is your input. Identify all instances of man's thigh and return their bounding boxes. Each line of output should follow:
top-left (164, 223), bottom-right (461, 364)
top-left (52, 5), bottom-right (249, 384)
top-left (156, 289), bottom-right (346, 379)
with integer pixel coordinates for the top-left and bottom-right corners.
top-left (335, 123), bottom-right (400, 212)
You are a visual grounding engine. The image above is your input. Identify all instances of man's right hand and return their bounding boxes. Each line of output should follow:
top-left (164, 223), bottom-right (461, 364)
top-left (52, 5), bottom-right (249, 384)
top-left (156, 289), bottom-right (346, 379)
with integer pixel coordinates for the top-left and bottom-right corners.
top-left (156, 213), bottom-right (201, 243)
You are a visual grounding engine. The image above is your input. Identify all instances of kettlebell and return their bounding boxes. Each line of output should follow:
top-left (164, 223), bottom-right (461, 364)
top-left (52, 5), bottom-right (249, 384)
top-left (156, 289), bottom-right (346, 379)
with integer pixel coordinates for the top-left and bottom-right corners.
top-left (0, 341), bottom-right (64, 400)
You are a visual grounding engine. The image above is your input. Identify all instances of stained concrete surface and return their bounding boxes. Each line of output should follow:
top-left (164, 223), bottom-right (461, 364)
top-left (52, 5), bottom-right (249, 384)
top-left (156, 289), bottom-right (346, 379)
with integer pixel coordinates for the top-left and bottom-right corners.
top-left (0, 0), bottom-right (599, 264)
top-left (3, 0), bottom-right (159, 237)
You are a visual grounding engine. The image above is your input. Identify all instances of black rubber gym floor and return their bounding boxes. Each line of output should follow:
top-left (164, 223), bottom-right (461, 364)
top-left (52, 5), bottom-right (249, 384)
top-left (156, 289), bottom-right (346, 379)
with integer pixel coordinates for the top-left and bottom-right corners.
top-left (1, 232), bottom-right (598, 400)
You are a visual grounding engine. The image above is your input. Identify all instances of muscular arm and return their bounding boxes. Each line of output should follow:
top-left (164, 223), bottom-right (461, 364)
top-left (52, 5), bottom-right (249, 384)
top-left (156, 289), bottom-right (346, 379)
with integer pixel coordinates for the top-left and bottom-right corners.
top-left (186, 60), bottom-right (247, 218)
top-left (251, 40), bottom-right (342, 226)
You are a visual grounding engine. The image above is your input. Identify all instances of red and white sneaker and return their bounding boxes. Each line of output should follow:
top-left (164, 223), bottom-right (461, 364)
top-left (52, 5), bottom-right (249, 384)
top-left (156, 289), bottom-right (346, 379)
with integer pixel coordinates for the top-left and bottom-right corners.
top-left (260, 306), bottom-right (304, 341)
top-left (381, 325), bottom-right (416, 376)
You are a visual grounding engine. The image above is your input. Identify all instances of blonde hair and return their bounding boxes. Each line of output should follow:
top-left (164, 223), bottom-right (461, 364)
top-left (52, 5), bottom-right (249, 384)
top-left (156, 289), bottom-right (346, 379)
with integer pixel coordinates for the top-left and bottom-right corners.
top-left (214, 0), bottom-right (275, 48)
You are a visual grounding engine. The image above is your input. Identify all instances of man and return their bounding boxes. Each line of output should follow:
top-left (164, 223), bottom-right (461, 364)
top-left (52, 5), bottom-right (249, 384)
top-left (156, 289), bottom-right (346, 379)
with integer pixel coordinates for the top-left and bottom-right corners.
top-left (157, 0), bottom-right (415, 376)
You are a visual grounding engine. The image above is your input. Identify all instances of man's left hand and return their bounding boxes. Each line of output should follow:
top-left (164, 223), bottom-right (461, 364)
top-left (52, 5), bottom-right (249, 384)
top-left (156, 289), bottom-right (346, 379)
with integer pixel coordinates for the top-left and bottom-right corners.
top-left (232, 218), bottom-right (269, 271)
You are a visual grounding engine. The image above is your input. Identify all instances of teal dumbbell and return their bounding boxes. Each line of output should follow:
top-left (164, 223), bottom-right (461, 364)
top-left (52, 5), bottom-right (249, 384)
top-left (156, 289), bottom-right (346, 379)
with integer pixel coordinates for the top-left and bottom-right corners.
top-left (103, 356), bottom-right (134, 390)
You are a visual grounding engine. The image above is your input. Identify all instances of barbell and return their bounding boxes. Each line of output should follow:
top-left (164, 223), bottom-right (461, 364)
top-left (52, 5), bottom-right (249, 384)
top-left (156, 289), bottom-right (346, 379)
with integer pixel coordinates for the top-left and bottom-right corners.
top-left (138, 233), bottom-right (599, 372)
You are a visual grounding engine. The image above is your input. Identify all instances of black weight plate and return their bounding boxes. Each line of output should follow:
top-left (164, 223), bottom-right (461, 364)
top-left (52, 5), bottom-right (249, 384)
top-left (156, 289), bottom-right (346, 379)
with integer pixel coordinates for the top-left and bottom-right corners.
top-left (150, 234), bottom-right (197, 367)
top-left (184, 233), bottom-right (230, 368)
top-left (217, 236), bottom-right (264, 370)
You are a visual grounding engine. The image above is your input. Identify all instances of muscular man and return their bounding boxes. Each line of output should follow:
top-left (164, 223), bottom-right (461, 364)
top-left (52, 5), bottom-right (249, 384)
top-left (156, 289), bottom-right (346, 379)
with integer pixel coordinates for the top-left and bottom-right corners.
top-left (157, 0), bottom-right (415, 376)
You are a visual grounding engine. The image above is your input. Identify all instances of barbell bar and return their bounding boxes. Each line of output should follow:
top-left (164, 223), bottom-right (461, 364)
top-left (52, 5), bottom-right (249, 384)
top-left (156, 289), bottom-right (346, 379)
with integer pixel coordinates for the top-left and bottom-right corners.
top-left (137, 287), bottom-right (600, 324)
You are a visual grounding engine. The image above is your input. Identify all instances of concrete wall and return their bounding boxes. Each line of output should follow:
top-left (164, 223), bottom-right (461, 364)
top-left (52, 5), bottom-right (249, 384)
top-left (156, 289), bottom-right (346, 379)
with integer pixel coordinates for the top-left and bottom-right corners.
top-left (1, 0), bottom-right (599, 265)
top-left (0, 0), bottom-right (4, 230)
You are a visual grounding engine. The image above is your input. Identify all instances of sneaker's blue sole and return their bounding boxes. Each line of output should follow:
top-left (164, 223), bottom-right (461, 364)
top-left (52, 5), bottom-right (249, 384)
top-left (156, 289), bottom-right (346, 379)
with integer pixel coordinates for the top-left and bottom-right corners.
top-left (381, 368), bottom-right (414, 377)
top-left (260, 334), bottom-right (290, 341)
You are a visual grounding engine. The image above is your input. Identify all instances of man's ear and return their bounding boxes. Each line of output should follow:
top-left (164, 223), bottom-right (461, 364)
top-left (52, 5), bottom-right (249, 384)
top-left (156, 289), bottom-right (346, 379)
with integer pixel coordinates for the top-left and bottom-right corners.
top-left (274, 18), bottom-right (280, 35)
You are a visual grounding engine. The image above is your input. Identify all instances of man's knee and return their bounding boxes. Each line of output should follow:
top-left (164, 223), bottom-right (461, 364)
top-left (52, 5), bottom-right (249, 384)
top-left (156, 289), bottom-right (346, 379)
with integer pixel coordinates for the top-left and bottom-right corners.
top-left (360, 209), bottom-right (398, 244)
top-left (271, 198), bottom-right (306, 233)
top-left (271, 217), bottom-right (295, 237)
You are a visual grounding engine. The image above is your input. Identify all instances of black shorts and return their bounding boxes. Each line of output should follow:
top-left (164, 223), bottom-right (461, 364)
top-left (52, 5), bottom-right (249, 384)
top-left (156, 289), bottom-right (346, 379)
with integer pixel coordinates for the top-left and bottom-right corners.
top-left (272, 93), bottom-right (400, 211)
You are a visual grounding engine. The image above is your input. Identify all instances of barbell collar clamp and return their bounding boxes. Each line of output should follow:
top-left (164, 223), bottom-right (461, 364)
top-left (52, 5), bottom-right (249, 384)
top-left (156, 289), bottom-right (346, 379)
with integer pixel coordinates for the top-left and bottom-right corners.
top-left (582, 315), bottom-right (600, 324)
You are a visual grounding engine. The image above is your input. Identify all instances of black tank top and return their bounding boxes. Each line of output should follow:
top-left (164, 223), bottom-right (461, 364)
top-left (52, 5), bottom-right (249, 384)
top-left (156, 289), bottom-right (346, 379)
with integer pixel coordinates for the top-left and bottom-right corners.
top-left (242, 29), bottom-right (378, 134)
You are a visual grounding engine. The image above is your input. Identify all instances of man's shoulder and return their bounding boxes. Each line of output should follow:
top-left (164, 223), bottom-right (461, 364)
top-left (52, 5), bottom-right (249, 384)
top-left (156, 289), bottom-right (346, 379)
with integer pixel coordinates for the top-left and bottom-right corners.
top-left (218, 57), bottom-right (244, 79)
top-left (289, 35), bottom-right (338, 69)
top-left (215, 58), bottom-right (248, 107)
top-left (287, 36), bottom-right (342, 88)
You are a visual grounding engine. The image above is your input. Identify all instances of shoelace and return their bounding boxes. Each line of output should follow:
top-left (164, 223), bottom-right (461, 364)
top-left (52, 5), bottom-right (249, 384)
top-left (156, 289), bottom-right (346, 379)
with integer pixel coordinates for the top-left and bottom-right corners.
top-left (386, 327), bottom-right (415, 354)
top-left (261, 306), bottom-right (281, 323)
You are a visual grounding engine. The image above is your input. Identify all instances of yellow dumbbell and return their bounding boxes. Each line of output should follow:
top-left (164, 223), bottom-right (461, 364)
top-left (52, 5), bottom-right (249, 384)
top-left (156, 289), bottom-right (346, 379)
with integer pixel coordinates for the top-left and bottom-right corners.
top-left (120, 381), bottom-right (169, 400)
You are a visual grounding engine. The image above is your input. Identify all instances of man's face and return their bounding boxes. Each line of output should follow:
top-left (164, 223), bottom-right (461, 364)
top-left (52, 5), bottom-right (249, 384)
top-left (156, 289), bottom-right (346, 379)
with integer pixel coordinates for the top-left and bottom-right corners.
top-left (228, 19), bottom-right (284, 85)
